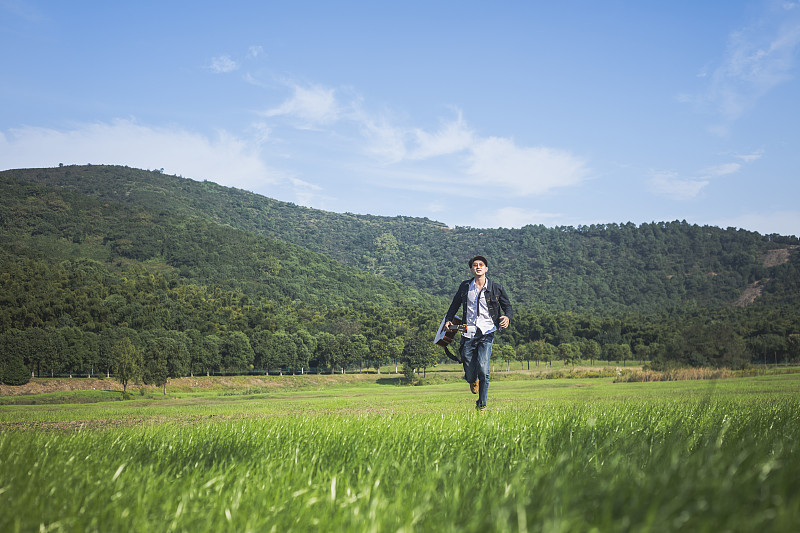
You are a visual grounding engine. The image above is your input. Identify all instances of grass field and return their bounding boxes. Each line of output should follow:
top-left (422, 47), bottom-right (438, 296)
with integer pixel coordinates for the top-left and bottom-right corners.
top-left (1, 372), bottom-right (799, 532)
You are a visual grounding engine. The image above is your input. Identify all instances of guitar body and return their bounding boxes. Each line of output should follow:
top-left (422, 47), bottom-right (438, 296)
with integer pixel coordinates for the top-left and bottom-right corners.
top-left (434, 315), bottom-right (464, 354)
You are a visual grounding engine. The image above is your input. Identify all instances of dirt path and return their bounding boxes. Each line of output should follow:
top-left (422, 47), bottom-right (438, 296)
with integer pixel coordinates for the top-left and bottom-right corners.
top-left (0, 373), bottom-right (403, 396)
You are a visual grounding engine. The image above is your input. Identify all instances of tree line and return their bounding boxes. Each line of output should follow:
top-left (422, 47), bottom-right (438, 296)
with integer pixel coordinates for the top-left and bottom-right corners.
top-left (2, 256), bottom-right (798, 387)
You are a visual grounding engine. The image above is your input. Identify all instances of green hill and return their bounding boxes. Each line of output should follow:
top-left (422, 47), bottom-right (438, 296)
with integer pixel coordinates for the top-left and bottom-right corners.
top-left (3, 165), bottom-right (798, 312)
top-left (2, 164), bottom-right (799, 379)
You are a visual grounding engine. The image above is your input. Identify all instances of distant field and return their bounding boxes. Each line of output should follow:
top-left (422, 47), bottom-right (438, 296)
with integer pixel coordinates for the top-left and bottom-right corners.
top-left (1, 374), bottom-right (799, 532)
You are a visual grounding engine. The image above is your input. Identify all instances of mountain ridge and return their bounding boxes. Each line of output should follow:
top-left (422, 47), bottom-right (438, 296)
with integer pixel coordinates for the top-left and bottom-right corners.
top-left (2, 164), bottom-right (798, 313)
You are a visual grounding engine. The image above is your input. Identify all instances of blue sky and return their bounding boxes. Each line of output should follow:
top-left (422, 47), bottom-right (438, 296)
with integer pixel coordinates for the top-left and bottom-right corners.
top-left (1, 1), bottom-right (799, 237)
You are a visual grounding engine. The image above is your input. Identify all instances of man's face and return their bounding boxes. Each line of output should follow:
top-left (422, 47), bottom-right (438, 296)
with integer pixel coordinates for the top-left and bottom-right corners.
top-left (471, 260), bottom-right (487, 277)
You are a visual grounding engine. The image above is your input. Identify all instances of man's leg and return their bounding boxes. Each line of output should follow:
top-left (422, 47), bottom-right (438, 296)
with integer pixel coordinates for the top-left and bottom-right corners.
top-left (475, 333), bottom-right (494, 409)
top-left (461, 337), bottom-right (479, 391)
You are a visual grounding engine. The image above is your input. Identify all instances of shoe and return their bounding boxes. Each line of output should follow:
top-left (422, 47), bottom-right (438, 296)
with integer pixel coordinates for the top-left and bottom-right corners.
top-left (470, 381), bottom-right (479, 394)
top-left (476, 405), bottom-right (486, 413)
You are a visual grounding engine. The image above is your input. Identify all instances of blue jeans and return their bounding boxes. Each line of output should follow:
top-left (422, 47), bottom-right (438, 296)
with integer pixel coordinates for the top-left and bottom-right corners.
top-left (461, 332), bottom-right (494, 409)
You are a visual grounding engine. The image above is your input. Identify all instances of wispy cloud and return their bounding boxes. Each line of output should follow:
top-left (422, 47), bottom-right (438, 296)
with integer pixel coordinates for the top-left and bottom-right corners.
top-left (701, 162), bottom-right (742, 177)
top-left (247, 45), bottom-right (264, 59)
top-left (407, 112), bottom-right (474, 160)
top-left (649, 151), bottom-right (762, 201)
top-left (466, 138), bottom-right (588, 196)
top-left (0, 119), bottom-right (277, 189)
top-left (650, 171), bottom-right (710, 201)
top-left (683, 2), bottom-right (800, 126)
top-left (208, 54), bottom-right (239, 74)
top-left (262, 84), bottom-right (341, 127)
top-left (734, 150), bottom-right (764, 163)
top-left (359, 115), bottom-right (409, 164)
top-left (263, 82), bottom-right (589, 198)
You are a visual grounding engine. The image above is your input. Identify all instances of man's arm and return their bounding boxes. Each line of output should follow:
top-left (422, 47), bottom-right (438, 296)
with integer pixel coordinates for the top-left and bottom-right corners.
top-left (444, 281), bottom-right (466, 324)
top-left (498, 284), bottom-right (513, 328)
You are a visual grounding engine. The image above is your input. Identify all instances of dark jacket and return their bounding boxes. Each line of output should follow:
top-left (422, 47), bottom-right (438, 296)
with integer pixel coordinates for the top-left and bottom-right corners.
top-left (445, 278), bottom-right (513, 331)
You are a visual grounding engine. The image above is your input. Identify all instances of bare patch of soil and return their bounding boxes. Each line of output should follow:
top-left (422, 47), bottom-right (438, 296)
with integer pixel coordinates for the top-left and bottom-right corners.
top-left (735, 279), bottom-right (768, 307)
top-left (0, 377), bottom-right (123, 396)
top-left (763, 246), bottom-right (798, 267)
top-left (0, 372), bottom-right (402, 397)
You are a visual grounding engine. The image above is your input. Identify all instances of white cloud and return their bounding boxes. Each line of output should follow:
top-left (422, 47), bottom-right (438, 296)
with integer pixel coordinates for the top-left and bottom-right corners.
top-left (650, 150), bottom-right (760, 201)
top-left (735, 150), bottom-right (764, 163)
top-left (262, 84), bottom-right (340, 127)
top-left (358, 116), bottom-right (588, 196)
top-left (691, 4), bottom-right (800, 123)
top-left (287, 176), bottom-right (327, 207)
top-left (650, 171), bottom-right (709, 200)
top-left (208, 55), bottom-right (239, 74)
top-left (248, 45), bottom-right (264, 59)
top-left (261, 83), bottom-right (589, 197)
top-left (466, 137), bottom-right (588, 195)
top-left (701, 162), bottom-right (741, 177)
top-left (359, 115), bottom-right (409, 164)
top-left (0, 119), bottom-right (277, 190)
top-left (408, 112), bottom-right (474, 160)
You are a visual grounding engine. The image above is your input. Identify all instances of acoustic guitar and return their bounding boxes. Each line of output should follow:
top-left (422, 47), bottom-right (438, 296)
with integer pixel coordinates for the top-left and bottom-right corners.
top-left (433, 315), bottom-right (464, 363)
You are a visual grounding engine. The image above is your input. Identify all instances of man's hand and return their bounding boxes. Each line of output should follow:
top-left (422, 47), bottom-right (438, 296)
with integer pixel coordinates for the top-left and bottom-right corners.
top-left (445, 321), bottom-right (454, 331)
top-left (499, 316), bottom-right (510, 329)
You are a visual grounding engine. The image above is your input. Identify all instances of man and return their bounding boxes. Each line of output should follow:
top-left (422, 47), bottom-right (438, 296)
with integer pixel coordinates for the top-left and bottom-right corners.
top-left (445, 255), bottom-right (513, 412)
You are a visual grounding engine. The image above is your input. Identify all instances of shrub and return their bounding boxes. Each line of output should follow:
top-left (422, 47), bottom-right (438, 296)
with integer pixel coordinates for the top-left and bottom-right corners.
top-left (2, 355), bottom-right (31, 386)
top-left (615, 367), bottom-right (736, 382)
top-left (401, 362), bottom-right (415, 384)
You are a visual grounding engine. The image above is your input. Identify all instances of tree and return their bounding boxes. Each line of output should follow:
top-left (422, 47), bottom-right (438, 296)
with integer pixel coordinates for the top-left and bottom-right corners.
top-left (267, 331), bottom-right (297, 375)
top-left (633, 342), bottom-right (651, 364)
top-left (143, 336), bottom-right (186, 395)
top-left (663, 323), bottom-right (747, 369)
top-left (99, 327), bottom-right (138, 378)
top-left (331, 335), bottom-right (350, 374)
top-left (516, 342), bottom-right (532, 369)
top-left (558, 343), bottom-right (581, 368)
top-left (349, 334), bottom-right (369, 373)
top-left (369, 338), bottom-right (391, 374)
top-left (201, 335), bottom-right (222, 376)
top-left (1, 354), bottom-right (30, 386)
top-left (220, 331), bottom-right (254, 373)
top-left (314, 331), bottom-right (336, 374)
top-left (1, 330), bottom-right (27, 384)
top-left (580, 339), bottom-right (601, 366)
top-left (494, 344), bottom-right (516, 371)
top-left (388, 337), bottom-right (404, 374)
top-left (762, 334), bottom-right (788, 366)
top-left (401, 333), bottom-right (437, 378)
top-left (19, 328), bottom-right (53, 377)
top-left (185, 329), bottom-right (203, 377)
top-left (143, 337), bottom-right (170, 395)
top-left (112, 337), bottom-right (142, 394)
top-left (789, 334), bottom-right (800, 364)
top-left (163, 330), bottom-right (190, 378)
top-left (1, 331), bottom-right (31, 385)
top-left (530, 340), bottom-right (556, 368)
top-left (605, 343), bottom-right (632, 367)
top-left (292, 329), bottom-right (316, 374)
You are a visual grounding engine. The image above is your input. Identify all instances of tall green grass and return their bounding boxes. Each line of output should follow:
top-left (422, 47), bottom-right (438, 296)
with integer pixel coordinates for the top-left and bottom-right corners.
top-left (1, 377), bottom-right (799, 532)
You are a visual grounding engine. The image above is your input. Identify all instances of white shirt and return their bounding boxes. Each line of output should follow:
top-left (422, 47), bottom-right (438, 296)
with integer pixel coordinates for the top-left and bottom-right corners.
top-left (462, 279), bottom-right (496, 338)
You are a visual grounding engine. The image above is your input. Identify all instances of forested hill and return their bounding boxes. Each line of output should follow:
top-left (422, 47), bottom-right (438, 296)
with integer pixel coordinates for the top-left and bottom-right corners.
top-left (3, 165), bottom-right (799, 313)
top-left (0, 170), bottom-right (437, 330)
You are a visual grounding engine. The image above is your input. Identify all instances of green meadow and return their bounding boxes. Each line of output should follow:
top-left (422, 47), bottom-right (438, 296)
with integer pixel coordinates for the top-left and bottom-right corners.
top-left (1, 373), bottom-right (799, 532)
